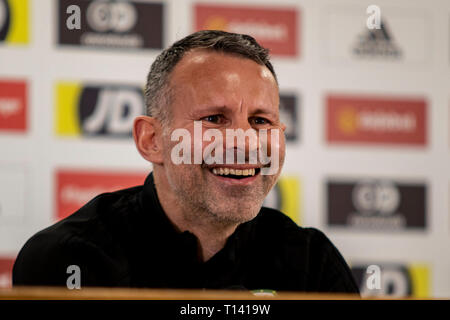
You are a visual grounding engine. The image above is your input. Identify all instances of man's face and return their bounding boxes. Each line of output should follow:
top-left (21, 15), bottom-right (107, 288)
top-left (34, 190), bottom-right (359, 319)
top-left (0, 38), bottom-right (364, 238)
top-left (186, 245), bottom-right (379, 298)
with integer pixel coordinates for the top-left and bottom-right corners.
top-left (160, 50), bottom-right (285, 225)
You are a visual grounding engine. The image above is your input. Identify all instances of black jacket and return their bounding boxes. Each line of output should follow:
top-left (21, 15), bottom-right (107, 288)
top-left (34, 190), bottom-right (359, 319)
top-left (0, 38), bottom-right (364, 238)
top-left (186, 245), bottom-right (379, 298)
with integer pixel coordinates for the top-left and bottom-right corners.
top-left (13, 172), bottom-right (359, 293)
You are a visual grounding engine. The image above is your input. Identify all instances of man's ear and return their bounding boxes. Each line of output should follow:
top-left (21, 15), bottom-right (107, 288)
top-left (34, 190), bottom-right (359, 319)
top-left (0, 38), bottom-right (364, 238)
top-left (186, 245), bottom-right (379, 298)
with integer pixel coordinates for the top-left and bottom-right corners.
top-left (133, 116), bottom-right (164, 165)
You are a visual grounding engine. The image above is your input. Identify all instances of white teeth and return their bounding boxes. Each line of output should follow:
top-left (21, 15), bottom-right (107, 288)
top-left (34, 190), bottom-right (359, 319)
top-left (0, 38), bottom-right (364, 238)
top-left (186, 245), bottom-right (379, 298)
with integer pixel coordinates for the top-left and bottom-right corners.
top-left (211, 167), bottom-right (257, 177)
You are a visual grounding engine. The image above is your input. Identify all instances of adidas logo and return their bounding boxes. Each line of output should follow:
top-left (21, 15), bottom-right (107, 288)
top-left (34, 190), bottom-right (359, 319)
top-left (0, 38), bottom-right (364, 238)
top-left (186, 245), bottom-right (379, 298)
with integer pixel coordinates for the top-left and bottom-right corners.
top-left (353, 20), bottom-right (402, 59)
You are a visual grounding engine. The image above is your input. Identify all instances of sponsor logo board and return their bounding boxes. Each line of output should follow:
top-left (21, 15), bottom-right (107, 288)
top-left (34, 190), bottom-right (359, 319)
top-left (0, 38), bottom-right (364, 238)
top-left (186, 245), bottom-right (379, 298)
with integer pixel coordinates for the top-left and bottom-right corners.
top-left (55, 169), bottom-right (147, 220)
top-left (353, 20), bottom-right (402, 59)
top-left (54, 81), bottom-right (144, 137)
top-left (327, 179), bottom-right (426, 230)
top-left (351, 263), bottom-right (430, 298)
top-left (326, 94), bottom-right (427, 146)
top-left (322, 7), bottom-right (429, 64)
top-left (279, 94), bottom-right (299, 142)
top-left (0, 79), bottom-right (27, 132)
top-left (194, 4), bottom-right (298, 57)
top-left (57, 0), bottom-right (163, 50)
top-left (263, 176), bottom-right (301, 225)
top-left (0, 258), bottom-right (14, 288)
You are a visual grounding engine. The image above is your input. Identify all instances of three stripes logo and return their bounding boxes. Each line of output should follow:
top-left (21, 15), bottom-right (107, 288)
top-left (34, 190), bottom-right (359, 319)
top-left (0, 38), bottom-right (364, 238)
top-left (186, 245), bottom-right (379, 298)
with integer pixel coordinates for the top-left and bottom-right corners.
top-left (353, 20), bottom-right (402, 59)
top-left (0, 0), bottom-right (28, 44)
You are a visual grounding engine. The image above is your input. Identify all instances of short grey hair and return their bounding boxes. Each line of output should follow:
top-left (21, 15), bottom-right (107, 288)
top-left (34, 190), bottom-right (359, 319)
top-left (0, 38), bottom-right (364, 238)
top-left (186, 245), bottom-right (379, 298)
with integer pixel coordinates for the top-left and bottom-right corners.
top-left (144, 30), bottom-right (278, 126)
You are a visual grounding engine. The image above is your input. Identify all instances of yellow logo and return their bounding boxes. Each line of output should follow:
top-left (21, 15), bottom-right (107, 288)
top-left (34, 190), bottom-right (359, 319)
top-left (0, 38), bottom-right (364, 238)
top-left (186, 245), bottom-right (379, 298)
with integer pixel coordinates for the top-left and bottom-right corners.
top-left (55, 81), bottom-right (145, 137)
top-left (337, 106), bottom-right (358, 134)
top-left (279, 177), bottom-right (301, 225)
top-left (354, 263), bottom-right (431, 298)
top-left (54, 82), bottom-right (83, 136)
top-left (265, 176), bottom-right (301, 225)
top-left (0, 0), bottom-right (29, 44)
top-left (203, 16), bottom-right (229, 31)
top-left (408, 264), bottom-right (430, 298)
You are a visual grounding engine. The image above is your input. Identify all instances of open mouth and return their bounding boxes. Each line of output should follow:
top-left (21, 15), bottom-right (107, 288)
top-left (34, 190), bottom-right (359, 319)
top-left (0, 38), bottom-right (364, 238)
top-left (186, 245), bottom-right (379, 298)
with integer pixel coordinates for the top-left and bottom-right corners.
top-left (209, 167), bottom-right (261, 179)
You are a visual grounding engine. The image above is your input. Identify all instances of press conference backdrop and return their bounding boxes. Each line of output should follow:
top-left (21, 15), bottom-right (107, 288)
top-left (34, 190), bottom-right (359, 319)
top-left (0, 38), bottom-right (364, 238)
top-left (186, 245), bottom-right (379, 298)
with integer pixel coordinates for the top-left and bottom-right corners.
top-left (0, 0), bottom-right (448, 298)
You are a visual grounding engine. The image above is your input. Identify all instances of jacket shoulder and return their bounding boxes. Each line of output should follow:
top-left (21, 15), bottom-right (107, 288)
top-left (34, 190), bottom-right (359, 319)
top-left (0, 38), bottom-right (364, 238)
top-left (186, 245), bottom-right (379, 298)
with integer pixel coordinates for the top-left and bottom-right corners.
top-left (13, 186), bottom-right (141, 287)
top-left (13, 226), bottom-right (80, 286)
top-left (256, 207), bottom-right (360, 293)
top-left (256, 206), bottom-right (322, 242)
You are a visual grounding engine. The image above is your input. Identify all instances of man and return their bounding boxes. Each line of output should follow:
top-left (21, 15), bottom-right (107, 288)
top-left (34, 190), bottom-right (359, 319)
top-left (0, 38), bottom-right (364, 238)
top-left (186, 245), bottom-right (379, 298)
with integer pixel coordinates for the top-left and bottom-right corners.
top-left (13, 30), bottom-right (359, 293)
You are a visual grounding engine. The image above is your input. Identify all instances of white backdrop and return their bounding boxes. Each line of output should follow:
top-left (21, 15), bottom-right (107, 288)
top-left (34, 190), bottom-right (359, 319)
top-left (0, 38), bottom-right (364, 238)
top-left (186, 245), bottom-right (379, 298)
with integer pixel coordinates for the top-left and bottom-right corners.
top-left (0, 0), bottom-right (449, 297)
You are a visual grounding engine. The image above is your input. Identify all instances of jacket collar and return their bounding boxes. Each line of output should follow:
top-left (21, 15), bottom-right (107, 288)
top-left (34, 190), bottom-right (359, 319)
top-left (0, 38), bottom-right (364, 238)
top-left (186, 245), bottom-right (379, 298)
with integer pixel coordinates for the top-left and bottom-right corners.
top-left (138, 171), bottom-right (256, 266)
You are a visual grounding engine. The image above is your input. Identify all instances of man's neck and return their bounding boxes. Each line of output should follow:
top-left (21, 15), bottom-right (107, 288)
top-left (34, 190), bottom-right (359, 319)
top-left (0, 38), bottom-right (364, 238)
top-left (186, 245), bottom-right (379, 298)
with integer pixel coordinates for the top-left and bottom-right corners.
top-left (153, 170), bottom-right (239, 262)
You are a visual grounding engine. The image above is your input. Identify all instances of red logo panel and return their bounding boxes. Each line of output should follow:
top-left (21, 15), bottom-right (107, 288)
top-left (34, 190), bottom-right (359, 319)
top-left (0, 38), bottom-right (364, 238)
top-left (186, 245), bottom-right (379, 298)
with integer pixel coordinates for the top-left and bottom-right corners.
top-left (0, 258), bottom-right (14, 288)
top-left (326, 95), bottom-right (427, 145)
top-left (56, 170), bottom-right (147, 220)
top-left (0, 80), bottom-right (27, 132)
top-left (194, 4), bottom-right (299, 57)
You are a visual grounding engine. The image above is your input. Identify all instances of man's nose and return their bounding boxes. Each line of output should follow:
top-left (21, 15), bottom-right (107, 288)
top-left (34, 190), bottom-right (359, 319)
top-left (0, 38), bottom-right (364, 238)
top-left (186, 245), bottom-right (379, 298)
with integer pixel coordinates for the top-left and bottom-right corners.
top-left (226, 116), bottom-right (259, 161)
top-left (232, 115), bottom-right (253, 131)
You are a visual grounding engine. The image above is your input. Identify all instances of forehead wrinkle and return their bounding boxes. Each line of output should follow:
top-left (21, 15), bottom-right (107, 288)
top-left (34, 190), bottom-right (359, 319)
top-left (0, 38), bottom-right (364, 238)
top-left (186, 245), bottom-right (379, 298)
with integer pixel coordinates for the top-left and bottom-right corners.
top-left (169, 51), bottom-right (279, 117)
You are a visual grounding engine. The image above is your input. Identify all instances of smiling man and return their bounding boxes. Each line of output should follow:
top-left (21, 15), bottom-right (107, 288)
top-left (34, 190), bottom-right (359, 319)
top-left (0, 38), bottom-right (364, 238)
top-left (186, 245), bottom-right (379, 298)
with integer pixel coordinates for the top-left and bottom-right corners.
top-left (13, 30), bottom-right (359, 293)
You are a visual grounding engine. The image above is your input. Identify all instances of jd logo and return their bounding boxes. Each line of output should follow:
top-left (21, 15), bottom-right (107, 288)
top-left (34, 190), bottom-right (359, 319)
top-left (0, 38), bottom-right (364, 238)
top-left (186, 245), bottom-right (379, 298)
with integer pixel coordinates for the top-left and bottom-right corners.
top-left (79, 86), bottom-right (144, 136)
top-left (66, 265), bottom-right (81, 289)
top-left (86, 0), bottom-right (137, 33)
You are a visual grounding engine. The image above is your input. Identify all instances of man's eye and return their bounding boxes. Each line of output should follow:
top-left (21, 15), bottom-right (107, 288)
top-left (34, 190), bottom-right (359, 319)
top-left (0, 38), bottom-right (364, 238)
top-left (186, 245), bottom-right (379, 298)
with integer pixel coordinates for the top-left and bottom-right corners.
top-left (251, 117), bottom-right (270, 125)
top-left (202, 115), bottom-right (223, 124)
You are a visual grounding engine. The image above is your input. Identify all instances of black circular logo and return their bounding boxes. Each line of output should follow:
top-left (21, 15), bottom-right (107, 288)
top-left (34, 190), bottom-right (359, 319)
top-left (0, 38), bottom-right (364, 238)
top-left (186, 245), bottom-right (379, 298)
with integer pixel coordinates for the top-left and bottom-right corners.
top-left (0, 0), bottom-right (11, 41)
